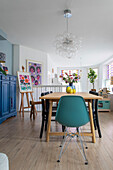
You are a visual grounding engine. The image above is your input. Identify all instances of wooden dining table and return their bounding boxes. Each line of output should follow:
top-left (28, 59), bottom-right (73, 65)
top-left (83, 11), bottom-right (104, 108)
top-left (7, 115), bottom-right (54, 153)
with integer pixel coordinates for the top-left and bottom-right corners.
top-left (39, 92), bottom-right (103, 143)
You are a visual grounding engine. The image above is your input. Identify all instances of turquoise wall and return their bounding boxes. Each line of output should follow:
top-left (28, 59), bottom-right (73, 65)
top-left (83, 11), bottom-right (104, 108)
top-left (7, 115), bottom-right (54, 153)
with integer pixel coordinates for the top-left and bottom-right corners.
top-left (0, 40), bottom-right (13, 74)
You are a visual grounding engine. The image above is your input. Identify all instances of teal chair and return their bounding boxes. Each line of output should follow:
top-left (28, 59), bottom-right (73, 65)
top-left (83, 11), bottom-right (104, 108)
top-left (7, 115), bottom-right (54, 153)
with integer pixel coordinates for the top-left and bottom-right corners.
top-left (55, 96), bottom-right (90, 165)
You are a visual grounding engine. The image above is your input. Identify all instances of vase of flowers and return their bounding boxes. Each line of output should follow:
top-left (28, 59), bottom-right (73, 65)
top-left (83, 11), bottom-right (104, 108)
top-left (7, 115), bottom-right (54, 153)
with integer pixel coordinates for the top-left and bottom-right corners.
top-left (60, 72), bottom-right (80, 93)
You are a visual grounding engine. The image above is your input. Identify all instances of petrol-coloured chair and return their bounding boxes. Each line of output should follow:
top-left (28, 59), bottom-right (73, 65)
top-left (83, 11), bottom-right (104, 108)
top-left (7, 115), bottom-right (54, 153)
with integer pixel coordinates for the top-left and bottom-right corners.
top-left (55, 96), bottom-right (90, 165)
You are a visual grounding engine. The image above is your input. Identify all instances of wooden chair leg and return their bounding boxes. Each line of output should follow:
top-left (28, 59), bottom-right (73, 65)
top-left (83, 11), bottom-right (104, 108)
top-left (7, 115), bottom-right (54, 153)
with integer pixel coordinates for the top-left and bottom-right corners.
top-left (33, 105), bottom-right (35, 120)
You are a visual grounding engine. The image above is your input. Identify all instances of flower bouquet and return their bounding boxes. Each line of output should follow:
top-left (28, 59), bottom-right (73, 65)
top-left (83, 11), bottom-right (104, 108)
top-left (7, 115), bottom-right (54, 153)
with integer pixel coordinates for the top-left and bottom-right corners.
top-left (60, 72), bottom-right (80, 93)
top-left (60, 72), bottom-right (80, 84)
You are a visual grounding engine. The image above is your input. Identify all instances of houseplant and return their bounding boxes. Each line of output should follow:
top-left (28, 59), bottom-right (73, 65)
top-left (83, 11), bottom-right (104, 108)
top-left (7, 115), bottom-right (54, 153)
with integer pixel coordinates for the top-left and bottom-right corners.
top-left (60, 72), bottom-right (80, 93)
top-left (88, 68), bottom-right (97, 91)
top-left (0, 66), bottom-right (6, 75)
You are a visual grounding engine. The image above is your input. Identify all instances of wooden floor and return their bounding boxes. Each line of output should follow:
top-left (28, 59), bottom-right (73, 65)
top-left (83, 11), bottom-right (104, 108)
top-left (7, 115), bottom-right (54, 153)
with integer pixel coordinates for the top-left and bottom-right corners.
top-left (0, 111), bottom-right (113, 170)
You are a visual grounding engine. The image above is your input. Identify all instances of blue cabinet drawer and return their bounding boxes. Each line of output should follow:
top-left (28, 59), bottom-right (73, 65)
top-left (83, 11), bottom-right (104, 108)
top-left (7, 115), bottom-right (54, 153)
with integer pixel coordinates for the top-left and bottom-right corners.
top-left (9, 76), bottom-right (16, 81)
top-left (2, 75), bottom-right (9, 81)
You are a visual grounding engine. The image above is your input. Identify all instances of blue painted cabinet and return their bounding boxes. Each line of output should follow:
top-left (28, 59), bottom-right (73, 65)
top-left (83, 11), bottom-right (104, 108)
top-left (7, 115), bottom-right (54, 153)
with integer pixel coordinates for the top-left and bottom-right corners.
top-left (10, 81), bottom-right (16, 113)
top-left (2, 80), bottom-right (10, 116)
top-left (0, 74), bottom-right (17, 124)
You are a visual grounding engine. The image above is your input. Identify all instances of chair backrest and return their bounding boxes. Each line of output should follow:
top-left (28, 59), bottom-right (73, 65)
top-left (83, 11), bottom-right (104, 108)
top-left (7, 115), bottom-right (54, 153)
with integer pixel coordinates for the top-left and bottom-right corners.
top-left (41, 92), bottom-right (49, 112)
top-left (41, 91), bottom-right (53, 112)
top-left (55, 96), bottom-right (89, 127)
top-left (89, 91), bottom-right (98, 96)
top-left (89, 91), bottom-right (98, 112)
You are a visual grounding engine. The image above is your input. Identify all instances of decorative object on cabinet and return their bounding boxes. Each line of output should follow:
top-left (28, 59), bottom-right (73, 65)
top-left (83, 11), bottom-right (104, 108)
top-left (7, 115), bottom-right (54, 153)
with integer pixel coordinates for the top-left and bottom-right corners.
top-left (98, 88), bottom-right (110, 98)
top-left (0, 74), bottom-right (17, 124)
top-left (0, 52), bottom-right (6, 63)
top-left (98, 98), bottom-right (110, 112)
top-left (17, 66), bottom-right (37, 117)
top-left (3, 66), bottom-right (8, 74)
top-left (26, 60), bottom-right (43, 86)
top-left (0, 52), bottom-right (6, 75)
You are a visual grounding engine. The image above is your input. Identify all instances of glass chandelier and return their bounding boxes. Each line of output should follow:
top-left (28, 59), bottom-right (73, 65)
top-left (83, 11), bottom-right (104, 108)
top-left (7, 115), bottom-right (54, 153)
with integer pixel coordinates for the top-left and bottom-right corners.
top-left (55, 9), bottom-right (81, 59)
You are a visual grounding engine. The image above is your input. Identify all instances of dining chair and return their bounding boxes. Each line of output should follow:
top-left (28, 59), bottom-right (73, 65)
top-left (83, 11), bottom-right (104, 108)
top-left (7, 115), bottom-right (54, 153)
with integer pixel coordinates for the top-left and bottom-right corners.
top-left (89, 91), bottom-right (102, 138)
top-left (55, 96), bottom-right (89, 164)
top-left (40, 91), bottom-right (57, 138)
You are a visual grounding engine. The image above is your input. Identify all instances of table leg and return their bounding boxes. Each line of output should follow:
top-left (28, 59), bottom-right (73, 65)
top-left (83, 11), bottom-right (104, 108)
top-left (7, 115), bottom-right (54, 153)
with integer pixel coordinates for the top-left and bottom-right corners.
top-left (88, 101), bottom-right (96, 143)
top-left (46, 100), bottom-right (53, 142)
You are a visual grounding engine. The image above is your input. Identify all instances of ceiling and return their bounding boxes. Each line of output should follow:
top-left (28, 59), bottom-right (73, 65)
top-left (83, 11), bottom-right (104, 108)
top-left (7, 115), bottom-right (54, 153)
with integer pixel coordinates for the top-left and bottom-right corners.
top-left (0, 0), bottom-right (113, 67)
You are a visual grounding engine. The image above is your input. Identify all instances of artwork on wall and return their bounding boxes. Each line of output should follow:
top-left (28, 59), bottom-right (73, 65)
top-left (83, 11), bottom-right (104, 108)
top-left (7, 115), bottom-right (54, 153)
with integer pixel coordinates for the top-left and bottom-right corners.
top-left (17, 71), bottom-right (33, 92)
top-left (26, 60), bottom-right (42, 86)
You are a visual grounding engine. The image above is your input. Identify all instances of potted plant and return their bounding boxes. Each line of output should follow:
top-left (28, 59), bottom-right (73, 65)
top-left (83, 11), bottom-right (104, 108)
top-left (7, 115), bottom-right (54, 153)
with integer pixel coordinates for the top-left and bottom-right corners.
top-left (0, 66), bottom-right (6, 75)
top-left (88, 68), bottom-right (97, 91)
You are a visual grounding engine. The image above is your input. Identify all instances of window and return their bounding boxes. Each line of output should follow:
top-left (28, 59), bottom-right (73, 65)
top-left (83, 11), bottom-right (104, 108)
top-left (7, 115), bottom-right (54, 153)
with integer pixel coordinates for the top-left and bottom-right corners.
top-left (105, 63), bottom-right (113, 92)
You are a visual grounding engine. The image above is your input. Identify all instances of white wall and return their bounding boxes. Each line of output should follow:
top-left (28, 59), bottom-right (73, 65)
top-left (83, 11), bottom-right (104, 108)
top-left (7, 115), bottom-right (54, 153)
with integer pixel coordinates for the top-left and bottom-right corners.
top-left (19, 45), bottom-right (48, 84)
top-left (13, 45), bottom-right (48, 110)
top-left (12, 44), bottom-right (20, 75)
top-left (47, 54), bottom-right (58, 84)
top-left (12, 44), bottom-right (20, 110)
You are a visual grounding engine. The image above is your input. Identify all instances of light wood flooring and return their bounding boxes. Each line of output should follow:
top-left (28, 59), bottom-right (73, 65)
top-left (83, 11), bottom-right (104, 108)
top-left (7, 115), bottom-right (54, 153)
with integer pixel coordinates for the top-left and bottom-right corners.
top-left (0, 111), bottom-right (113, 170)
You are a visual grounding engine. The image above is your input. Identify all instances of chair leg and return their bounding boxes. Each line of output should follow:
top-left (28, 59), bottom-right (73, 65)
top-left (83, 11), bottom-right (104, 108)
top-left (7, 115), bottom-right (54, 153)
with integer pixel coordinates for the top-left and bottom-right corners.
top-left (93, 113), bottom-right (97, 130)
top-left (95, 111), bottom-right (102, 138)
top-left (62, 125), bottom-right (65, 139)
top-left (57, 135), bottom-right (72, 162)
top-left (62, 125), bottom-right (65, 132)
top-left (80, 128), bottom-right (88, 149)
top-left (76, 128), bottom-right (88, 165)
top-left (45, 113), bottom-right (48, 131)
top-left (40, 114), bottom-right (45, 138)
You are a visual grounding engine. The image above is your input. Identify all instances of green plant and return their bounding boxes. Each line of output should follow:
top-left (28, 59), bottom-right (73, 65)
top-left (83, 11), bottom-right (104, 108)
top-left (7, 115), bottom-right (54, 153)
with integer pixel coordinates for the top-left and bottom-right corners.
top-left (0, 67), bottom-right (6, 75)
top-left (88, 68), bottom-right (97, 89)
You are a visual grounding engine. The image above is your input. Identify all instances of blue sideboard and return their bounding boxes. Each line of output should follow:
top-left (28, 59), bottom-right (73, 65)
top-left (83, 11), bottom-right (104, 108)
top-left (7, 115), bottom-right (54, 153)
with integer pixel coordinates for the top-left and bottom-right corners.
top-left (98, 98), bottom-right (110, 112)
top-left (0, 74), bottom-right (17, 124)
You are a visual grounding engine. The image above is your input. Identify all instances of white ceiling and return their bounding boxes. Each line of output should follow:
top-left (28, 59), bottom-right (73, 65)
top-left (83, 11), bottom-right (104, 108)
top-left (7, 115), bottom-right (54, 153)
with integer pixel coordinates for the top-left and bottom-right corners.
top-left (0, 0), bottom-right (113, 67)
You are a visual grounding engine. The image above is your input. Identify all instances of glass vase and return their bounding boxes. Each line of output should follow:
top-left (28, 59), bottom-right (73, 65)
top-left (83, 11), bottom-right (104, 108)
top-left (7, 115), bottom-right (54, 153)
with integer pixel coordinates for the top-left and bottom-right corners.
top-left (66, 82), bottom-right (76, 93)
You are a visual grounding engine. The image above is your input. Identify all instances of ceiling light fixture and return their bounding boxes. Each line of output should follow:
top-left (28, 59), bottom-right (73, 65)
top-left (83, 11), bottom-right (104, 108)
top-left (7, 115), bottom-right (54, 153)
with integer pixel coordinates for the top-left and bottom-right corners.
top-left (55, 9), bottom-right (82, 59)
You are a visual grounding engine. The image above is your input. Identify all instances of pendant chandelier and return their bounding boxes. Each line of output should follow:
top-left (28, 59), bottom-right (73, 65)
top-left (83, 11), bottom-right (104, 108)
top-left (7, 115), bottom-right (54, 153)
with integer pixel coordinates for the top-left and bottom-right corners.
top-left (55, 9), bottom-right (81, 59)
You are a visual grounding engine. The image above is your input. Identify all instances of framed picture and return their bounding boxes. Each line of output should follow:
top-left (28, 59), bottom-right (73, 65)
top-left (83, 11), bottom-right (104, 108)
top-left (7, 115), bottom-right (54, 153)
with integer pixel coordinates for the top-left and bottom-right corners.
top-left (26, 60), bottom-right (43, 86)
top-left (17, 71), bottom-right (33, 92)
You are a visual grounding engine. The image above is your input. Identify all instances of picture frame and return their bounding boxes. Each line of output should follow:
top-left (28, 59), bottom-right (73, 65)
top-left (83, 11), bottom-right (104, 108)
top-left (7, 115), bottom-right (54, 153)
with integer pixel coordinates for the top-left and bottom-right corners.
top-left (17, 71), bottom-right (33, 93)
top-left (26, 60), bottom-right (43, 86)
